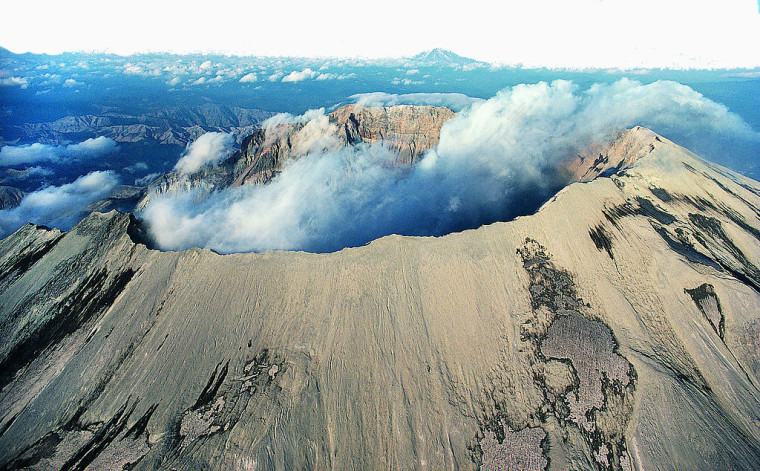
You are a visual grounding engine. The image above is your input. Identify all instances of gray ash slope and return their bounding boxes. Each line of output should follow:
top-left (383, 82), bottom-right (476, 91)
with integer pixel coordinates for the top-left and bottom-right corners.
top-left (0, 128), bottom-right (759, 470)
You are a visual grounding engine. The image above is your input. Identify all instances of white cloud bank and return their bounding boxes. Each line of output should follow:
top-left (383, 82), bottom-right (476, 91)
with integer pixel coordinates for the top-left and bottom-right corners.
top-left (135, 172), bottom-right (161, 186)
top-left (63, 78), bottom-right (83, 88)
top-left (281, 68), bottom-right (317, 82)
top-left (0, 76), bottom-right (28, 88)
top-left (316, 72), bottom-right (355, 81)
top-left (140, 79), bottom-right (760, 254)
top-left (0, 171), bottom-right (119, 236)
top-left (350, 92), bottom-right (484, 112)
top-left (0, 137), bottom-right (119, 166)
top-left (173, 132), bottom-right (236, 175)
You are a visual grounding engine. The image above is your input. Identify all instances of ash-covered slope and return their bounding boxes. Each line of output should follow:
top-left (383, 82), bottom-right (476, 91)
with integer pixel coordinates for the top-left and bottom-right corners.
top-left (1, 129), bottom-right (760, 470)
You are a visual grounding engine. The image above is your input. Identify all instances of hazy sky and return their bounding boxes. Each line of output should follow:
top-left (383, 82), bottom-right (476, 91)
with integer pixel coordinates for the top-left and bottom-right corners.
top-left (3, 0), bottom-right (760, 68)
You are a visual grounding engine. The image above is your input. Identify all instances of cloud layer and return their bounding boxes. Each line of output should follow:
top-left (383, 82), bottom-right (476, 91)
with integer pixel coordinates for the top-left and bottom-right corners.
top-left (282, 68), bottom-right (317, 83)
top-left (0, 170), bottom-right (119, 236)
top-left (0, 137), bottom-right (119, 166)
top-left (173, 132), bottom-right (235, 175)
top-left (349, 92), bottom-right (484, 112)
top-left (141, 79), bottom-right (760, 254)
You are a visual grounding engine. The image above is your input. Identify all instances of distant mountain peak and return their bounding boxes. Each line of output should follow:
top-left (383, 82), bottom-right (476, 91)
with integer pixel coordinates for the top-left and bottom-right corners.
top-left (409, 48), bottom-right (485, 66)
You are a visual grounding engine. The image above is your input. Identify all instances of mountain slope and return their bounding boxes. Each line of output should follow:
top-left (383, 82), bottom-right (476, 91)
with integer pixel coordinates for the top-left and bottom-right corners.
top-left (409, 48), bottom-right (487, 67)
top-left (12, 104), bottom-right (274, 146)
top-left (0, 186), bottom-right (23, 210)
top-left (0, 129), bottom-right (759, 470)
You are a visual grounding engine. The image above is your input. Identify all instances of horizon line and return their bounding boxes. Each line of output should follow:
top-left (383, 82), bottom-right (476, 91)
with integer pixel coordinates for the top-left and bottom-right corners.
top-left (3, 46), bottom-right (760, 71)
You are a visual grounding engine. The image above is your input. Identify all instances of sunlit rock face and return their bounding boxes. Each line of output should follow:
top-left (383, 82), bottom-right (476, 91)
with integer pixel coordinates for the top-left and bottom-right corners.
top-left (135, 105), bottom-right (456, 210)
top-left (1, 129), bottom-right (760, 470)
top-left (330, 104), bottom-right (456, 164)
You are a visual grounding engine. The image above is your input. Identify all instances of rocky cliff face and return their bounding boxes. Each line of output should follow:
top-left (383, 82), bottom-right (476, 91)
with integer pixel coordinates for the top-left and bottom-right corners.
top-left (1, 129), bottom-right (759, 470)
top-left (565, 126), bottom-right (664, 182)
top-left (136, 104), bottom-right (456, 209)
top-left (330, 104), bottom-right (456, 164)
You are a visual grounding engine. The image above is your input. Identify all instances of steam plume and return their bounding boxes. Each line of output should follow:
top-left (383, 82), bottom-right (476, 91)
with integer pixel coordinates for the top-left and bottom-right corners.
top-left (141, 79), bottom-right (760, 253)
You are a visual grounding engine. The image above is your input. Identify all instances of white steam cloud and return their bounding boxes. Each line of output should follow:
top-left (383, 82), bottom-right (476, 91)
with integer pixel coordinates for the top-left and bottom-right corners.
top-left (141, 79), bottom-right (760, 254)
top-left (173, 132), bottom-right (236, 175)
top-left (0, 137), bottom-right (119, 166)
top-left (135, 172), bottom-right (160, 186)
top-left (0, 171), bottom-right (119, 237)
top-left (260, 109), bottom-right (342, 157)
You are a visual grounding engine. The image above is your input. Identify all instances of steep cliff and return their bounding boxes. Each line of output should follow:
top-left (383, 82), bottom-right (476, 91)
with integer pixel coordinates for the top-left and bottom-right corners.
top-left (135, 104), bottom-right (456, 210)
top-left (1, 129), bottom-right (759, 470)
top-left (330, 104), bottom-right (456, 164)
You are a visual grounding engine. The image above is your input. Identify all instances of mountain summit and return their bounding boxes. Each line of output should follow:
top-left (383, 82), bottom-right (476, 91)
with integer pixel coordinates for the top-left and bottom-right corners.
top-left (409, 48), bottom-right (486, 67)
